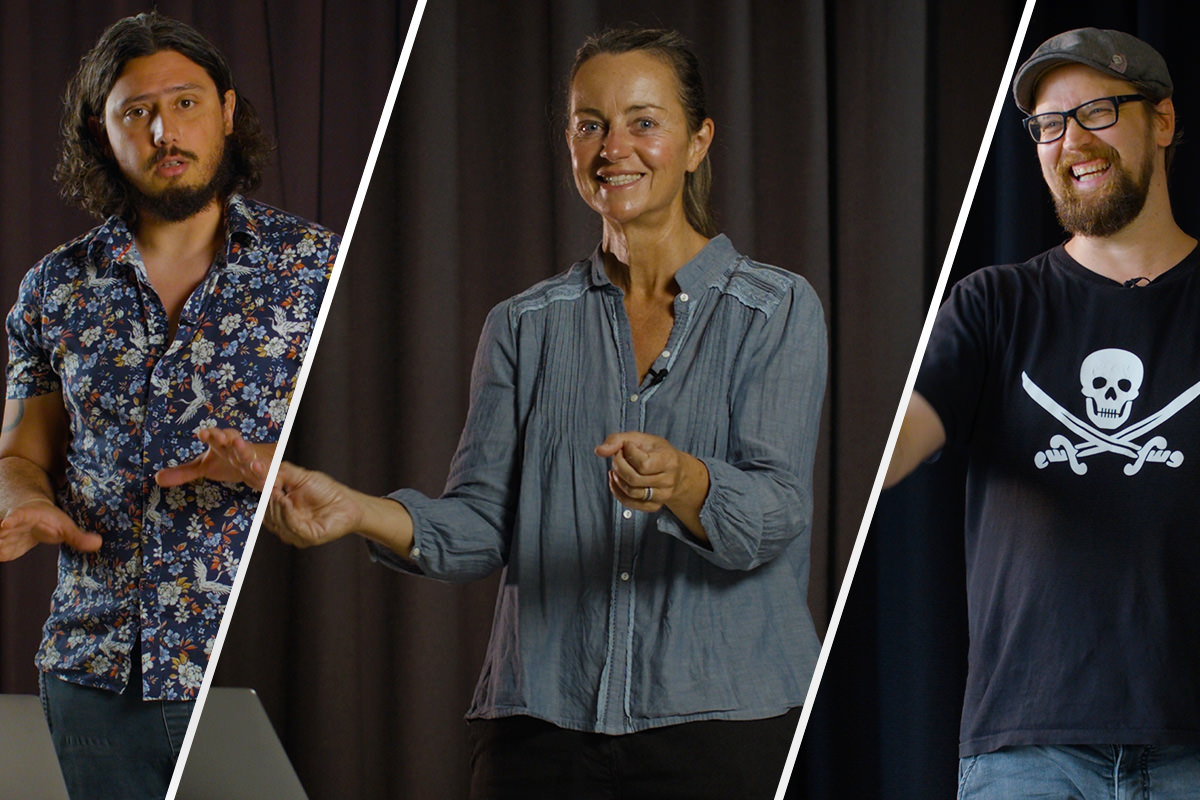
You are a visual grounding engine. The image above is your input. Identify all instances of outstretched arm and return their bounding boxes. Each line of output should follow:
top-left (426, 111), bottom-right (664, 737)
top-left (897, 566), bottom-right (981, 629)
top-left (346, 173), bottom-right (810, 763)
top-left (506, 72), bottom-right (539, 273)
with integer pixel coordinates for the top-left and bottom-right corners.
top-left (0, 394), bottom-right (102, 561)
top-left (883, 391), bottom-right (946, 488)
top-left (265, 461), bottom-right (416, 558)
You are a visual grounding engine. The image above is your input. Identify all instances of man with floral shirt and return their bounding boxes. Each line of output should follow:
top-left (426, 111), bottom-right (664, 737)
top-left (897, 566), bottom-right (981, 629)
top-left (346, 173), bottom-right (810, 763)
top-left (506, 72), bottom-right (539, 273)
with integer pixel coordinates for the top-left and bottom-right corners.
top-left (0, 13), bottom-right (336, 799)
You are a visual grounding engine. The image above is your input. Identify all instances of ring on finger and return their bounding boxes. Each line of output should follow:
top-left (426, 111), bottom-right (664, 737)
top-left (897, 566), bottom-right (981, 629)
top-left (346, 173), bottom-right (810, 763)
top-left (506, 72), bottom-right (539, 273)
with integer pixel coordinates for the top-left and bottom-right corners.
top-left (643, 486), bottom-right (653, 502)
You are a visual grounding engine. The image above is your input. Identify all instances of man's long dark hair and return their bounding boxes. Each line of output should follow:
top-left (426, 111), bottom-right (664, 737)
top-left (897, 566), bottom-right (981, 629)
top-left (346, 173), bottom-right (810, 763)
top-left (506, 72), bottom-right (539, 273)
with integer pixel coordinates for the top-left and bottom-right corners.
top-left (55, 12), bottom-right (272, 221)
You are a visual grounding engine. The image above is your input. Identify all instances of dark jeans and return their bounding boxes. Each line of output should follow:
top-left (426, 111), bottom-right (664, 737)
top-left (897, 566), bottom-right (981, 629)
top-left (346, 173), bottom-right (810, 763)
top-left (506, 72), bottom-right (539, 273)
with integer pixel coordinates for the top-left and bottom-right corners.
top-left (39, 665), bottom-right (194, 800)
top-left (468, 709), bottom-right (801, 800)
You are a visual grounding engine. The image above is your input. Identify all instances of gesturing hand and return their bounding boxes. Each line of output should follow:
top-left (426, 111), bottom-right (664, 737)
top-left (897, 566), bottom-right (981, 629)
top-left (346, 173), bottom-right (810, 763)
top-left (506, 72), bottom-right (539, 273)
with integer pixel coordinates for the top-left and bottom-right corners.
top-left (265, 462), bottom-right (365, 549)
top-left (0, 498), bottom-right (103, 561)
top-left (155, 428), bottom-right (274, 491)
top-left (593, 432), bottom-right (697, 509)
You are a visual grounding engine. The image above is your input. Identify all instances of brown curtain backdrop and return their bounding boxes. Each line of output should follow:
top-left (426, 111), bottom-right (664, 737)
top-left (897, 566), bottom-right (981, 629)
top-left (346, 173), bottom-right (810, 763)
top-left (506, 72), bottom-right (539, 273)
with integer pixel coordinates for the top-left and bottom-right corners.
top-left (210, 1), bottom-right (1023, 799)
top-left (0, 0), bottom-right (409, 690)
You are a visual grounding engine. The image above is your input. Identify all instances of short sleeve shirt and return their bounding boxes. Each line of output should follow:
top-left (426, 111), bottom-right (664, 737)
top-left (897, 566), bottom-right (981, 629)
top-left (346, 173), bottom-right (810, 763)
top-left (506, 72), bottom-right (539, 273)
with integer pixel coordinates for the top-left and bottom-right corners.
top-left (5, 194), bottom-right (337, 700)
top-left (916, 245), bottom-right (1200, 755)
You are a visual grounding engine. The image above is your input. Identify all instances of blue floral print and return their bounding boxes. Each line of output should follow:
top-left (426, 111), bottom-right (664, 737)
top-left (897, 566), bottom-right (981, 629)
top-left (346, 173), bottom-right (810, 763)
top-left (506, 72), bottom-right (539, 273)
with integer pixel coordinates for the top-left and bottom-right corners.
top-left (5, 195), bottom-right (336, 700)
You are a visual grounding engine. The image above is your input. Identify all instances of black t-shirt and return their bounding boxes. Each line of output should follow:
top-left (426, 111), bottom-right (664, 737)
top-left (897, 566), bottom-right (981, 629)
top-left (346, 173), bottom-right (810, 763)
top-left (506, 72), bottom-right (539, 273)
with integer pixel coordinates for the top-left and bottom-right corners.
top-left (917, 244), bottom-right (1200, 757)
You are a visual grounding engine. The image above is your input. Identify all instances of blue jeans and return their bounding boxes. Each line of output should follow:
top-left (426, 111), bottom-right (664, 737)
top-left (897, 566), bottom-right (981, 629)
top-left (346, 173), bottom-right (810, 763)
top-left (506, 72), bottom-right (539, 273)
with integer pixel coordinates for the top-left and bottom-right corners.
top-left (39, 670), bottom-right (194, 800)
top-left (958, 745), bottom-right (1200, 800)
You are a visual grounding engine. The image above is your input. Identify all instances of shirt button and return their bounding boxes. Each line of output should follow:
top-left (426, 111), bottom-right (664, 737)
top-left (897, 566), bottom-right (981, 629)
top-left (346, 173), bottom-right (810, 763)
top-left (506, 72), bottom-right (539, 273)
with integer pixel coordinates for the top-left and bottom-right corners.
top-left (661, 349), bottom-right (671, 359)
top-left (678, 293), bottom-right (690, 302)
top-left (629, 393), bottom-right (639, 402)
top-left (622, 509), bottom-right (632, 519)
top-left (620, 571), bottom-right (631, 582)
top-left (410, 546), bottom-right (421, 559)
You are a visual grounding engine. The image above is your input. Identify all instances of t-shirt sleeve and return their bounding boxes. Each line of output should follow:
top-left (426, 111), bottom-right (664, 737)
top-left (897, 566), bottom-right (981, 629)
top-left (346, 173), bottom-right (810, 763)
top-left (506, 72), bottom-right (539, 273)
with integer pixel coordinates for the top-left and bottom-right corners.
top-left (5, 263), bottom-right (60, 399)
top-left (914, 272), bottom-right (993, 451)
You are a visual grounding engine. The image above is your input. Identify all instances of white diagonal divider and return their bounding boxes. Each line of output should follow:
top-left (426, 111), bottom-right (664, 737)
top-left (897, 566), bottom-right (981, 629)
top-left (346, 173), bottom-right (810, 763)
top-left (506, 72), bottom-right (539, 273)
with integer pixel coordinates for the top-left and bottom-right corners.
top-left (772, 0), bottom-right (1040, 795)
top-left (164, 2), bottom-right (431, 797)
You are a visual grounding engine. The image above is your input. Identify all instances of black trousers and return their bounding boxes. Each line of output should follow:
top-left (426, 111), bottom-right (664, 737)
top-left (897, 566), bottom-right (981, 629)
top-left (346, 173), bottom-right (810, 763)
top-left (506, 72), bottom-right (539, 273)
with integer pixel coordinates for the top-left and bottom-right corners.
top-left (468, 709), bottom-right (802, 800)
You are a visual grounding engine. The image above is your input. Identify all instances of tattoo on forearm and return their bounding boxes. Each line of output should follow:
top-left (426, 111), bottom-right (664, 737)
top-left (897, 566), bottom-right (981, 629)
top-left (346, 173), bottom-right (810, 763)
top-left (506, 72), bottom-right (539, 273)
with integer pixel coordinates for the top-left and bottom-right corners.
top-left (2, 399), bottom-right (23, 433)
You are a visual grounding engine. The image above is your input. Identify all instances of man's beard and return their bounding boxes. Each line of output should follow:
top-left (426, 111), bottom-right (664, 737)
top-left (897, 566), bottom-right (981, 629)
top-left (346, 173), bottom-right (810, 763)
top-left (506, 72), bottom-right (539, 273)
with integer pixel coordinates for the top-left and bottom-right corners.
top-left (1050, 142), bottom-right (1154, 238)
top-left (132, 141), bottom-right (235, 223)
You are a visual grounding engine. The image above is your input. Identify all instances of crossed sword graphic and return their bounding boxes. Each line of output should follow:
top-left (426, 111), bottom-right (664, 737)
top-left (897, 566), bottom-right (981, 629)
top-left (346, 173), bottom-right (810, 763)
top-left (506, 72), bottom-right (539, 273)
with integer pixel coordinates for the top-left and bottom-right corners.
top-left (1021, 371), bottom-right (1199, 476)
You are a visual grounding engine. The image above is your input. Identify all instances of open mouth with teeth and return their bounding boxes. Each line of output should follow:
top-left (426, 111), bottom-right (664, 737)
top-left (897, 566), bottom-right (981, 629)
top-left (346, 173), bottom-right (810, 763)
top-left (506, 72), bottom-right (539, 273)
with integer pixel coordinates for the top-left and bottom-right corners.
top-left (1069, 159), bottom-right (1111, 183)
top-left (598, 173), bottom-right (643, 187)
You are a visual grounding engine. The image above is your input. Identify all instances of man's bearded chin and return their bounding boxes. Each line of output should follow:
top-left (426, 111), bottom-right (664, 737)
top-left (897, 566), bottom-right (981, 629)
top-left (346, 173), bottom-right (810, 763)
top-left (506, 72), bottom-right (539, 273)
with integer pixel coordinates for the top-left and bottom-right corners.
top-left (132, 142), bottom-right (235, 223)
top-left (1051, 144), bottom-right (1154, 238)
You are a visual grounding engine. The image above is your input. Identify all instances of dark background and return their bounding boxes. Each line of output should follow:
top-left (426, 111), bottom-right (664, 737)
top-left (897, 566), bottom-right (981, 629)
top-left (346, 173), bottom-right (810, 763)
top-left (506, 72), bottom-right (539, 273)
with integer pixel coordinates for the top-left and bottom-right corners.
top-left (0, 0), bottom-right (409, 698)
top-left (792, 1), bottom-right (1200, 798)
top-left (208, 0), bottom-right (1021, 798)
top-left (14, 0), bottom-right (1178, 799)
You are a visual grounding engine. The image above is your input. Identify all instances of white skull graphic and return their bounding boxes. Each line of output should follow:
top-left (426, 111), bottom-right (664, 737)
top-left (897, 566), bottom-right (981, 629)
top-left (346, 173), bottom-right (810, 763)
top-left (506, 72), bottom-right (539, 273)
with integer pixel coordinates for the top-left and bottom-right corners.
top-left (1080, 348), bottom-right (1143, 429)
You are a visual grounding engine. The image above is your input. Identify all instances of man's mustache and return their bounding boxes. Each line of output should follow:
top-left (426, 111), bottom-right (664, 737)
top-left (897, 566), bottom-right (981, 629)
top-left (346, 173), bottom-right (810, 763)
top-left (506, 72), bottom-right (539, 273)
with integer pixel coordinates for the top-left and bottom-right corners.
top-left (144, 147), bottom-right (199, 171)
top-left (1055, 143), bottom-right (1120, 182)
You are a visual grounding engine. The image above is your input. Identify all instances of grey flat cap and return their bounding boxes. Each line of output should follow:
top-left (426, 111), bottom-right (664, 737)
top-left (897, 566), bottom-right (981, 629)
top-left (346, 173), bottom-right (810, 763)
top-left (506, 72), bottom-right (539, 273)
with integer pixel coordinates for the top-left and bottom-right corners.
top-left (1013, 27), bottom-right (1172, 113)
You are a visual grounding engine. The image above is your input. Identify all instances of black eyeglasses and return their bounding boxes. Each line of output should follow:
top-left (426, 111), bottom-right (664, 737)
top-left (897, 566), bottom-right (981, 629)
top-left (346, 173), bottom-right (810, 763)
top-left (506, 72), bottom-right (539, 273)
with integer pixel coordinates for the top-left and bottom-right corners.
top-left (1022, 94), bottom-right (1146, 143)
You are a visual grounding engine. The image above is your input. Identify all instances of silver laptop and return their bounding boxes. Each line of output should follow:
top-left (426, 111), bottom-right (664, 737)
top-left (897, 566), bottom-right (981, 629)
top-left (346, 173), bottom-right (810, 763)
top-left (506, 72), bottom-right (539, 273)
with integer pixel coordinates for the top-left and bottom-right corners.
top-left (173, 687), bottom-right (308, 800)
top-left (0, 694), bottom-right (71, 800)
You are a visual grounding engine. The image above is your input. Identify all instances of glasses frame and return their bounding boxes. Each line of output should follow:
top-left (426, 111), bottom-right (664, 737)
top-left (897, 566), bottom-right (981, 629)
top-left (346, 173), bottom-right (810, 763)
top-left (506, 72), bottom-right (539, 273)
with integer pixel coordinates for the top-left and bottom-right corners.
top-left (1022, 94), bottom-right (1147, 144)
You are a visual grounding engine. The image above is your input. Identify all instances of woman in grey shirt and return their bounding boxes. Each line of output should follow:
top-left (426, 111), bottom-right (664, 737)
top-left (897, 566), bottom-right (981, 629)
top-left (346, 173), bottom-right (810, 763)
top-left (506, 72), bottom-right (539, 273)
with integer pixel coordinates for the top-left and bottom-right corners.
top-left (260, 26), bottom-right (826, 800)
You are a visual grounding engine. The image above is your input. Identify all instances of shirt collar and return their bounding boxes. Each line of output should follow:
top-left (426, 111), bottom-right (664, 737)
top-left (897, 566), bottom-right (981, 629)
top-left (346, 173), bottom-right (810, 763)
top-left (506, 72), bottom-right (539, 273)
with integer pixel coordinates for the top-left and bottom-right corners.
top-left (585, 233), bottom-right (736, 294)
top-left (89, 214), bottom-right (139, 277)
top-left (88, 193), bottom-right (259, 277)
top-left (223, 193), bottom-right (259, 248)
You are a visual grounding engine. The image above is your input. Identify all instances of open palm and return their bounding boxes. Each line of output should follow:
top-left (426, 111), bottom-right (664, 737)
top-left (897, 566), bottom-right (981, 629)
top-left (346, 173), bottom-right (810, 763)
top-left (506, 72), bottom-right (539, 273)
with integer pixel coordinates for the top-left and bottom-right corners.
top-left (265, 463), bottom-right (363, 548)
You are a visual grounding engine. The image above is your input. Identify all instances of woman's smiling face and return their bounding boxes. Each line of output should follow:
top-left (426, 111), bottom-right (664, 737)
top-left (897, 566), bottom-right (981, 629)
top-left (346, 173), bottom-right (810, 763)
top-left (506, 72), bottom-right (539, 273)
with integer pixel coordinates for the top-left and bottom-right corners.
top-left (566, 50), bottom-right (712, 234)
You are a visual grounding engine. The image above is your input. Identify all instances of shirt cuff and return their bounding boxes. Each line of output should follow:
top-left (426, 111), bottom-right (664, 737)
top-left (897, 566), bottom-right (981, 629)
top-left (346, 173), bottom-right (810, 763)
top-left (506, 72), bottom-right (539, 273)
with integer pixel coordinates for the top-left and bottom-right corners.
top-left (655, 458), bottom-right (763, 570)
top-left (364, 490), bottom-right (428, 576)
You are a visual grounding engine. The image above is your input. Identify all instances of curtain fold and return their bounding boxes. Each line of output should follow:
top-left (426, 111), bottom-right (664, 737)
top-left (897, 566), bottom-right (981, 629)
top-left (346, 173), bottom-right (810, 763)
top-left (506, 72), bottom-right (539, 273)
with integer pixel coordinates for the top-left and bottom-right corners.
top-left (211, 0), bottom-right (1019, 798)
top-left (795, 1), bottom-right (1200, 796)
top-left (1, 0), bottom-right (1059, 797)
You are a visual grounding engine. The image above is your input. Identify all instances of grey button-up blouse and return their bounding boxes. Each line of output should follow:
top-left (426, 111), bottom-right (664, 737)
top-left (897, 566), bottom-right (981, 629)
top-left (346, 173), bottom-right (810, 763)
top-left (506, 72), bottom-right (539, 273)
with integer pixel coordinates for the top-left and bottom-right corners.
top-left (371, 235), bottom-right (826, 735)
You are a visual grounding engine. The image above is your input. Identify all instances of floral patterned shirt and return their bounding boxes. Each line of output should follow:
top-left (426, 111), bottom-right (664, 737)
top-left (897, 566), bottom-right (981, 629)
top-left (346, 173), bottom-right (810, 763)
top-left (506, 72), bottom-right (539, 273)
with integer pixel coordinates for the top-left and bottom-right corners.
top-left (5, 195), bottom-right (336, 700)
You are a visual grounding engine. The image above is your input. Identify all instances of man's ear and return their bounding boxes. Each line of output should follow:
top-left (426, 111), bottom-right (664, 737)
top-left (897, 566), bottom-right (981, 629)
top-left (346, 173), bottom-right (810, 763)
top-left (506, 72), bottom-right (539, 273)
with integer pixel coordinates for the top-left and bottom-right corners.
top-left (88, 116), bottom-right (112, 157)
top-left (1152, 96), bottom-right (1175, 148)
top-left (222, 89), bottom-right (236, 136)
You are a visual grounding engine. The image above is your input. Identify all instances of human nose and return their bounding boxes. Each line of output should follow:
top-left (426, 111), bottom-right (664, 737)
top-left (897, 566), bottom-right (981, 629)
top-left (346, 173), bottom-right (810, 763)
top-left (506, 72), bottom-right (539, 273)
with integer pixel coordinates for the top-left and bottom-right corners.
top-left (150, 110), bottom-right (179, 147)
top-left (600, 128), bottom-right (631, 161)
top-left (1060, 114), bottom-right (1096, 148)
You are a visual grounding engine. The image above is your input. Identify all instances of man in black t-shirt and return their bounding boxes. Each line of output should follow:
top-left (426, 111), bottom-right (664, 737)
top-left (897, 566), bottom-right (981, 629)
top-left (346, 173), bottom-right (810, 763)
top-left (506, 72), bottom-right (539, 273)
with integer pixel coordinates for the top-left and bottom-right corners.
top-left (887, 28), bottom-right (1200, 799)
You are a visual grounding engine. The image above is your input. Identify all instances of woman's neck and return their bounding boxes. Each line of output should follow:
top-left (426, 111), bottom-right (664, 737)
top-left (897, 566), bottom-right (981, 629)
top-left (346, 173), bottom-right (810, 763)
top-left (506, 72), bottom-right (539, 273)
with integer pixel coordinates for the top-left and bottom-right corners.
top-left (601, 217), bottom-right (710, 295)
